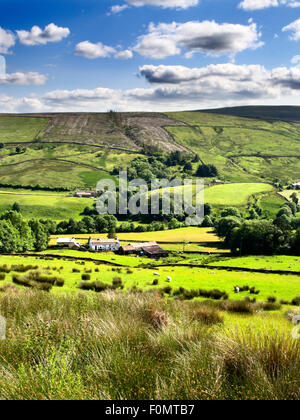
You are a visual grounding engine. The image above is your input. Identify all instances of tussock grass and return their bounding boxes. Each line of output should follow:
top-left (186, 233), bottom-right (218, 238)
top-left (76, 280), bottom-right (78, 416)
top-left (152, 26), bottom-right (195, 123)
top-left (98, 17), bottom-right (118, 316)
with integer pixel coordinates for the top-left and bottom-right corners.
top-left (0, 290), bottom-right (298, 400)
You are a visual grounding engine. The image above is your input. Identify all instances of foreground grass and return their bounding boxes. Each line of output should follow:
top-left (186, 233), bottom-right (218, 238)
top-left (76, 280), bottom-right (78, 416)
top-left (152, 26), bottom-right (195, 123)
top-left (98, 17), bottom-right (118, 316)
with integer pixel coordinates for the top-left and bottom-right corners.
top-left (0, 290), bottom-right (298, 400)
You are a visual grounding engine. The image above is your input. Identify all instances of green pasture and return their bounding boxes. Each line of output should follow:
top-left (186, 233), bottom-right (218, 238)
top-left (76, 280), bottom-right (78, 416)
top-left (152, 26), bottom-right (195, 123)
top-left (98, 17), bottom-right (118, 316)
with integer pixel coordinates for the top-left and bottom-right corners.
top-left (0, 254), bottom-right (299, 303)
top-left (259, 192), bottom-right (287, 217)
top-left (148, 182), bottom-right (274, 208)
top-left (203, 183), bottom-right (274, 206)
top-left (0, 158), bottom-right (112, 190)
top-left (214, 255), bottom-right (300, 272)
top-left (0, 191), bottom-right (93, 220)
top-left (0, 143), bottom-right (140, 190)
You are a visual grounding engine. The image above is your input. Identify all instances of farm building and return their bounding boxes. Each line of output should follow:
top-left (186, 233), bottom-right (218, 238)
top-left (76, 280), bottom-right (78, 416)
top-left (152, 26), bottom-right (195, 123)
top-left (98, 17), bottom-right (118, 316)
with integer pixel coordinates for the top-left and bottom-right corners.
top-left (57, 238), bottom-right (80, 248)
top-left (291, 182), bottom-right (300, 190)
top-left (74, 190), bottom-right (97, 198)
top-left (89, 238), bottom-right (120, 252)
top-left (120, 242), bottom-right (169, 258)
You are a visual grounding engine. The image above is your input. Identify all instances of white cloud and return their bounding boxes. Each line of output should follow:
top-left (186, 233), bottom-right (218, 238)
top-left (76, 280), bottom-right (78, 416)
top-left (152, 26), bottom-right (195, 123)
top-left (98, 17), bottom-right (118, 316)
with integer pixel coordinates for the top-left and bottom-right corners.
top-left (0, 27), bottom-right (15, 54)
top-left (4, 62), bottom-right (300, 113)
top-left (109, 4), bottom-right (129, 14)
top-left (0, 94), bottom-right (46, 113)
top-left (291, 55), bottom-right (300, 64)
top-left (109, 0), bottom-right (198, 14)
top-left (0, 72), bottom-right (47, 86)
top-left (134, 21), bottom-right (263, 59)
top-left (114, 49), bottom-right (133, 59)
top-left (75, 41), bottom-right (133, 60)
top-left (17, 23), bottom-right (70, 46)
top-left (283, 18), bottom-right (300, 41)
top-left (239, 0), bottom-right (300, 10)
top-left (9, 63), bottom-right (297, 113)
top-left (126, 0), bottom-right (198, 8)
top-left (75, 41), bottom-right (116, 59)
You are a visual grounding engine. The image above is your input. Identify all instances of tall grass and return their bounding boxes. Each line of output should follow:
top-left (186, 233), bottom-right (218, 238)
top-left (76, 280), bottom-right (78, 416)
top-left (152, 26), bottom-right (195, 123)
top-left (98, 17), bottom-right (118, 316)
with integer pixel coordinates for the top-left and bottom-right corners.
top-left (0, 290), bottom-right (298, 400)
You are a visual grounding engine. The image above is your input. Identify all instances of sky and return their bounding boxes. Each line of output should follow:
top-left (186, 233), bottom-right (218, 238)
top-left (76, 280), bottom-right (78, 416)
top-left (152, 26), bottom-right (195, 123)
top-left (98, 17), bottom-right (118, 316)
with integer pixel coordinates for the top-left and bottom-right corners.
top-left (0, 0), bottom-right (300, 113)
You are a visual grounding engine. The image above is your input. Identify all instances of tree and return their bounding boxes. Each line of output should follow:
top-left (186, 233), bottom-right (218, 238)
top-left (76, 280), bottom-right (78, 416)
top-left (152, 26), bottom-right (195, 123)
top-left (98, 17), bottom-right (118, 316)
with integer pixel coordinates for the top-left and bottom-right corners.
top-left (221, 207), bottom-right (241, 218)
top-left (276, 206), bottom-right (293, 218)
top-left (230, 220), bottom-right (290, 256)
top-left (0, 220), bottom-right (22, 253)
top-left (204, 203), bottom-right (212, 216)
top-left (107, 226), bottom-right (116, 239)
top-left (12, 202), bottom-right (21, 213)
top-left (195, 164), bottom-right (218, 178)
top-left (81, 216), bottom-right (95, 233)
top-left (291, 193), bottom-right (299, 206)
top-left (29, 220), bottom-right (49, 252)
top-left (292, 228), bottom-right (300, 255)
top-left (202, 215), bottom-right (214, 227)
top-left (0, 211), bottom-right (34, 252)
top-left (183, 162), bottom-right (192, 172)
top-left (216, 216), bottom-right (242, 242)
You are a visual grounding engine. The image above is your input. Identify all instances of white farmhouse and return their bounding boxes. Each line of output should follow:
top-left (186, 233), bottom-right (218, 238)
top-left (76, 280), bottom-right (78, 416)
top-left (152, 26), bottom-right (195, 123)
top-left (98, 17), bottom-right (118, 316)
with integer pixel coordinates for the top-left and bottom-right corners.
top-left (89, 238), bottom-right (120, 252)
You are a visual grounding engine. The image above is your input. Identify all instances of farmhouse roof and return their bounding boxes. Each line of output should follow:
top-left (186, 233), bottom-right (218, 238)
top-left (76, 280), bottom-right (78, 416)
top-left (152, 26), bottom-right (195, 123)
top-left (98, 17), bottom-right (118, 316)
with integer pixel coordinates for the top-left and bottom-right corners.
top-left (90, 238), bottom-right (119, 245)
top-left (142, 245), bottom-right (169, 256)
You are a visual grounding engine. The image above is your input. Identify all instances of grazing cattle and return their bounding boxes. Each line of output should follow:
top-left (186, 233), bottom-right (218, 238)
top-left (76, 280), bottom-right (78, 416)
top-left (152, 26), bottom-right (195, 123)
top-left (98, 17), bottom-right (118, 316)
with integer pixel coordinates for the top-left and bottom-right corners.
top-left (210, 271), bottom-right (215, 275)
top-left (153, 272), bottom-right (160, 276)
top-left (166, 276), bottom-right (172, 283)
top-left (234, 286), bottom-right (240, 293)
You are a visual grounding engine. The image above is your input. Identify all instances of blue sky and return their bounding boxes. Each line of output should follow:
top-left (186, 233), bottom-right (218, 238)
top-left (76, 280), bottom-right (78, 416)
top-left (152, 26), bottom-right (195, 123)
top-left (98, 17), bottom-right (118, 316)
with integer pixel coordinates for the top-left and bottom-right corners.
top-left (0, 0), bottom-right (300, 112)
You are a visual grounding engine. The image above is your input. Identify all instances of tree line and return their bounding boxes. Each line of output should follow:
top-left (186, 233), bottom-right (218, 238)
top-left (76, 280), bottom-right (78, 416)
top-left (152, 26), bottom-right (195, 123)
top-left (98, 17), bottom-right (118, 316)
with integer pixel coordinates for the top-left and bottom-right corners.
top-left (0, 211), bottom-right (49, 253)
top-left (215, 201), bottom-right (300, 256)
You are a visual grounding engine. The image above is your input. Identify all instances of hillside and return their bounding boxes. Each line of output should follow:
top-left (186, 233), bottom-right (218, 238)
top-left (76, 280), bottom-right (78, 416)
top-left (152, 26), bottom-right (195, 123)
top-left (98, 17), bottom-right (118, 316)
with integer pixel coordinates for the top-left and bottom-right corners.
top-left (0, 109), bottom-right (299, 196)
top-left (167, 111), bottom-right (300, 183)
top-left (199, 106), bottom-right (300, 121)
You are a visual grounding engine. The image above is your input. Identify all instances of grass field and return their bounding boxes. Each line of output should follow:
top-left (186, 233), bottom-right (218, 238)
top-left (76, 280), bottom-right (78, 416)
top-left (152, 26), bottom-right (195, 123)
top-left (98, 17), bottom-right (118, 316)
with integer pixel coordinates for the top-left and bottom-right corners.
top-left (0, 158), bottom-right (113, 190)
top-left (0, 116), bottom-right (48, 143)
top-left (0, 190), bottom-right (94, 220)
top-left (0, 142), bottom-right (141, 190)
top-left (259, 192), bottom-right (287, 217)
top-left (0, 254), bottom-right (299, 303)
top-left (0, 289), bottom-right (298, 400)
top-left (149, 182), bottom-right (274, 208)
top-left (203, 183), bottom-right (274, 206)
top-left (214, 255), bottom-right (300, 272)
top-left (279, 189), bottom-right (300, 202)
top-left (51, 227), bottom-right (221, 244)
